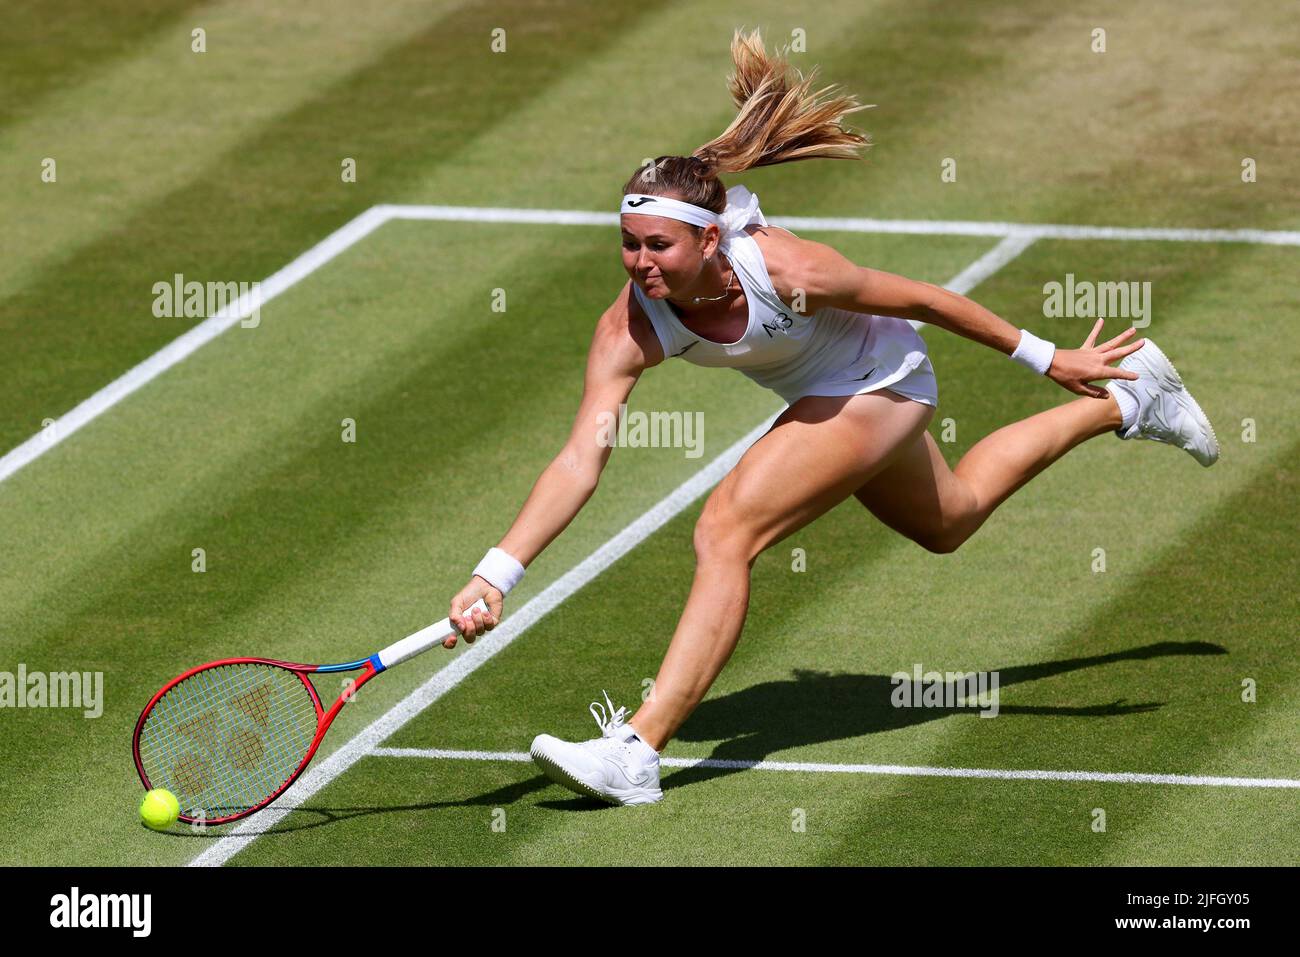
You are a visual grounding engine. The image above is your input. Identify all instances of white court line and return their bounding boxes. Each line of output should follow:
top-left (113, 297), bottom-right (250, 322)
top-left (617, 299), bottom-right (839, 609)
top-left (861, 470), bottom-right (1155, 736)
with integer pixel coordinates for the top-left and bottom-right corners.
top-left (373, 747), bottom-right (1300, 791)
top-left (5, 204), bottom-right (1297, 485)
top-left (190, 243), bottom-right (1033, 866)
top-left (387, 204), bottom-right (1300, 246)
top-left (940, 232), bottom-right (1039, 298)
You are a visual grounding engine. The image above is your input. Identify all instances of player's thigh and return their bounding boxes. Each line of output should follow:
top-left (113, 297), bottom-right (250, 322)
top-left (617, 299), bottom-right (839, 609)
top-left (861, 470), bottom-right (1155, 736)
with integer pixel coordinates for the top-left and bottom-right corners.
top-left (852, 427), bottom-right (977, 550)
top-left (696, 390), bottom-right (933, 562)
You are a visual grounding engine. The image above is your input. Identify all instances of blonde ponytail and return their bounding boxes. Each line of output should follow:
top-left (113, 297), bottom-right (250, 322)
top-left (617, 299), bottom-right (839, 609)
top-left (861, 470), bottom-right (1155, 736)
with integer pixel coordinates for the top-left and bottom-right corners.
top-left (622, 28), bottom-right (871, 216)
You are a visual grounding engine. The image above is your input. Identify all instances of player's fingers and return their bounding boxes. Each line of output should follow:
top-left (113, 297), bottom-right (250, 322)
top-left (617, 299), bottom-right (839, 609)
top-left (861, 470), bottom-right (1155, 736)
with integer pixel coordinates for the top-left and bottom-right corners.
top-left (1075, 378), bottom-right (1107, 399)
top-left (465, 608), bottom-right (485, 642)
top-left (446, 601), bottom-right (475, 646)
top-left (1100, 327), bottom-right (1138, 350)
top-left (1082, 318), bottom-right (1104, 349)
top-left (1105, 338), bottom-right (1146, 362)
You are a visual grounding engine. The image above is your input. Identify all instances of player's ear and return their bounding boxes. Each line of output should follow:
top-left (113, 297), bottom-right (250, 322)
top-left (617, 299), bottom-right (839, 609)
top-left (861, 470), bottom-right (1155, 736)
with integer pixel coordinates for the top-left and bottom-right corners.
top-left (700, 223), bottom-right (721, 260)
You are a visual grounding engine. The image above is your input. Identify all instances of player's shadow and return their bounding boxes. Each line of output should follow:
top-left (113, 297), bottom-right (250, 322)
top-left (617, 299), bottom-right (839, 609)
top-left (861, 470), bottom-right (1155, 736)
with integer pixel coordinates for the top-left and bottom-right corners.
top-left (665, 640), bottom-right (1226, 792)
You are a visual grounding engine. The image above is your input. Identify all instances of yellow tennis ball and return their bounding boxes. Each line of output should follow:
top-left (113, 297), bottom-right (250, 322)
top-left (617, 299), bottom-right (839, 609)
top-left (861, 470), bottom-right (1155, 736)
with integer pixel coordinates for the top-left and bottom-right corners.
top-left (139, 788), bottom-right (180, 831)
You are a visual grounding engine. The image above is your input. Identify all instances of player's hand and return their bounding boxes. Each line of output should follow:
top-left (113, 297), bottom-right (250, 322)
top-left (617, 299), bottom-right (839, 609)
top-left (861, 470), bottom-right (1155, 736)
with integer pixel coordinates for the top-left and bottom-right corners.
top-left (444, 577), bottom-right (503, 649)
top-left (1045, 319), bottom-right (1145, 399)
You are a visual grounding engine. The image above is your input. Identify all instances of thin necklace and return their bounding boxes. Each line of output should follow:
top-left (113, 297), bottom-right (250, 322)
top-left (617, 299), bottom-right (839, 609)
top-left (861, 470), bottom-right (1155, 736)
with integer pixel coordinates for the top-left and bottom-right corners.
top-left (671, 261), bottom-right (735, 305)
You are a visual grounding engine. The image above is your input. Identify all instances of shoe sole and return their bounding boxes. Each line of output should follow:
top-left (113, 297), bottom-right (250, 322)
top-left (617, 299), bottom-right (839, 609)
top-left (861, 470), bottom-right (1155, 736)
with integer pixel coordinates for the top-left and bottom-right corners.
top-left (530, 739), bottom-right (663, 807)
top-left (1127, 339), bottom-right (1220, 467)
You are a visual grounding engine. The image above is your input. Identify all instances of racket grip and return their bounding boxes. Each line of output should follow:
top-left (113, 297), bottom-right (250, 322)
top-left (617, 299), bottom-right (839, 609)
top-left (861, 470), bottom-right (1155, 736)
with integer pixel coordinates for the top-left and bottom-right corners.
top-left (375, 598), bottom-right (490, 670)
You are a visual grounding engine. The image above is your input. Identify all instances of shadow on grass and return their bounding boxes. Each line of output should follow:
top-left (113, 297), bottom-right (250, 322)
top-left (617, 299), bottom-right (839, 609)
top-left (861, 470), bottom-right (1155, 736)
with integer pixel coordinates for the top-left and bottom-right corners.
top-left (665, 640), bottom-right (1226, 791)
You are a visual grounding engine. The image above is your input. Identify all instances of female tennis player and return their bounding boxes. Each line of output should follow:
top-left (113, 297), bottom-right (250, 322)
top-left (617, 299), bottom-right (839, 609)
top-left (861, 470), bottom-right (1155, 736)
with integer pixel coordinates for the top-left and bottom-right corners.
top-left (443, 29), bottom-right (1219, 806)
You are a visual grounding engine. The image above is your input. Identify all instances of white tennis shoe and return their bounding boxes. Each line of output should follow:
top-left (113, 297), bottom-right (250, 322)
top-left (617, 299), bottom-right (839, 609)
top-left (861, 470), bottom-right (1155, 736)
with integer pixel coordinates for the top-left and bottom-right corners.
top-left (1107, 338), bottom-right (1220, 466)
top-left (530, 692), bottom-right (663, 806)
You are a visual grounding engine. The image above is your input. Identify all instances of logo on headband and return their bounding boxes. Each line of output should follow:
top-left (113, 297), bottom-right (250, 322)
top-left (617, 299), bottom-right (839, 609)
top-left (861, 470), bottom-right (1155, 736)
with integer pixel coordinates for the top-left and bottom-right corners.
top-left (626, 197), bottom-right (655, 207)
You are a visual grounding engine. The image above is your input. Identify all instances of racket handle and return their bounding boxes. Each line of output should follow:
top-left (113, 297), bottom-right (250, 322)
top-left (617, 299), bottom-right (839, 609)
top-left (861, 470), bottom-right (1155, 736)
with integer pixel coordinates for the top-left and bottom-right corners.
top-left (374, 598), bottom-right (490, 671)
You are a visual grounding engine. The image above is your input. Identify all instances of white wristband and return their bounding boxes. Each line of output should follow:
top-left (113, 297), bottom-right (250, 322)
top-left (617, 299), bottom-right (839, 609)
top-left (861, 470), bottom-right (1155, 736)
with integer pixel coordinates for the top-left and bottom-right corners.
top-left (472, 547), bottom-right (525, 596)
top-left (1010, 329), bottom-right (1056, 375)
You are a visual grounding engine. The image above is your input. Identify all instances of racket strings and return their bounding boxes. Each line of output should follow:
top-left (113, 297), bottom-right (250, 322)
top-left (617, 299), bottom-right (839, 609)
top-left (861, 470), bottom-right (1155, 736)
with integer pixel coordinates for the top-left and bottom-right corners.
top-left (137, 664), bottom-right (320, 819)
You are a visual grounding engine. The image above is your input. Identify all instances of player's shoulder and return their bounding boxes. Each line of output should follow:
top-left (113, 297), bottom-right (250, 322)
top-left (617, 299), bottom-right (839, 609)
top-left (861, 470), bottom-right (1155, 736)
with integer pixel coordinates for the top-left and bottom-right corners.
top-left (746, 224), bottom-right (844, 306)
top-left (596, 280), bottom-right (665, 369)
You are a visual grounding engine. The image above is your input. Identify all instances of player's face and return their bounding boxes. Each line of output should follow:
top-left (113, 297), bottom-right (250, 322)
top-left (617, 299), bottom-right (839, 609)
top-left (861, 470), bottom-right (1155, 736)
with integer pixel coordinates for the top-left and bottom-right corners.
top-left (620, 215), bottom-right (714, 299)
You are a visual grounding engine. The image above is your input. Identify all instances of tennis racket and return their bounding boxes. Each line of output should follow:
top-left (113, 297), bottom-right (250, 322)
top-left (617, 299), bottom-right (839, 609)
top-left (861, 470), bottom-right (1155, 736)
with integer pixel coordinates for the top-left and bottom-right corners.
top-left (132, 598), bottom-right (491, 826)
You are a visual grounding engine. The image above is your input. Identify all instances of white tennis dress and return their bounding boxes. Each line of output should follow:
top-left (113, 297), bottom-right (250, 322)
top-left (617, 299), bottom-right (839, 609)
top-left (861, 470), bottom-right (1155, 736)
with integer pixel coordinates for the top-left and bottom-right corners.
top-left (631, 186), bottom-right (938, 408)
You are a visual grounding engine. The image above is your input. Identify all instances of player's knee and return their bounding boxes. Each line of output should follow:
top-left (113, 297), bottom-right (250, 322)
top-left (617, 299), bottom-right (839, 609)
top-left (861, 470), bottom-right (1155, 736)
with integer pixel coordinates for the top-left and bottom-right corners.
top-left (920, 526), bottom-right (964, 555)
top-left (693, 507), bottom-right (759, 565)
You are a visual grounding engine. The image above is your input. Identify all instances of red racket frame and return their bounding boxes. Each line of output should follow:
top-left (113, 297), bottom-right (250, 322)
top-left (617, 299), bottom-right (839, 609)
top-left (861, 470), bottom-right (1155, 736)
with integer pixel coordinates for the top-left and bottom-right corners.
top-left (132, 656), bottom-right (380, 826)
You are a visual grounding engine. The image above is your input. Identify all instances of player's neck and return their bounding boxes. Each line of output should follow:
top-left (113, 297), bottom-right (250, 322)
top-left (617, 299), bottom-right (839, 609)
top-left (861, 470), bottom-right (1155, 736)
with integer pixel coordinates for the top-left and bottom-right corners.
top-left (666, 256), bottom-right (736, 316)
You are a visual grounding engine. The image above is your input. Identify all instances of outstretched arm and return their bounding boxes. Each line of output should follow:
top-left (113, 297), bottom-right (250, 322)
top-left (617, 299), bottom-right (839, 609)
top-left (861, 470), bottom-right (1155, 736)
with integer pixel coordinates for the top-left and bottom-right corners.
top-left (793, 238), bottom-right (1145, 398)
top-left (494, 296), bottom-right (652, 567)
top-left (442, 284), bottom-right (661, 647)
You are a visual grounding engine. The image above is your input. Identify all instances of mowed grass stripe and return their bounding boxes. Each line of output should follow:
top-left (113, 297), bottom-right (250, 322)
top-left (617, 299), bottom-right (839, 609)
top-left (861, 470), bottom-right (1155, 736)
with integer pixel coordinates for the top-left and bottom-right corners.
top-left (0, 0), bottom-right (463, 297)
top-left (0, 0), bottom-right (208, 127)
top-left (0, 0), bottom-right (661, 452)
top-left (1098, 661), bottom-right (1300, 867)
top-left (742, 0), bottom-right (1300, 229)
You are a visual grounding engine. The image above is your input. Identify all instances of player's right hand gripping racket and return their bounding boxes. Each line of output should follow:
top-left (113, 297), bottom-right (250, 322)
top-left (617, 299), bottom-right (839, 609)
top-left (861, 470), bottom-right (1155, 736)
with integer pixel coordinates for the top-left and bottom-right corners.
top-left (132, 598), bottom-right (491, 826)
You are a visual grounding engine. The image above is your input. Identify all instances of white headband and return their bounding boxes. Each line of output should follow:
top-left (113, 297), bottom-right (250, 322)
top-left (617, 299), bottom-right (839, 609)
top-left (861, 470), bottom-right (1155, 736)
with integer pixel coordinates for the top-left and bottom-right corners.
top-left (620, 193), bottom-right (720, 229)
